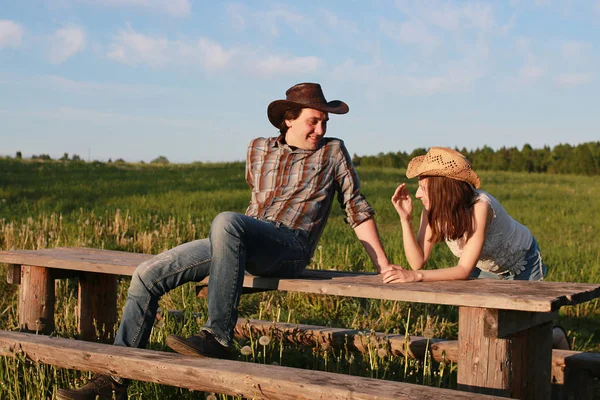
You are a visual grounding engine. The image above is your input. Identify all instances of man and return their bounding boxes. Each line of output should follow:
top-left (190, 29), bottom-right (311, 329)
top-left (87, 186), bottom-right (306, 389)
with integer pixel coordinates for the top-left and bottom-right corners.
top-left (57, 82), bottom-right (397, 400)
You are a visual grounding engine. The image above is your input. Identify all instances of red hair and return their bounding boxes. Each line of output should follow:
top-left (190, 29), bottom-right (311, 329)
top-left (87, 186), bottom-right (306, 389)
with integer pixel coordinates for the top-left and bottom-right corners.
top-left (425, 176), bottom-right (476, 243)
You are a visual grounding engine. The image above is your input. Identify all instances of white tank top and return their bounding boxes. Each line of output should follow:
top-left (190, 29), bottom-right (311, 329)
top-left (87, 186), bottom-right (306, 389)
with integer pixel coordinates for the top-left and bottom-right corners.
top-left (445, 190), bottom-right (533, 275)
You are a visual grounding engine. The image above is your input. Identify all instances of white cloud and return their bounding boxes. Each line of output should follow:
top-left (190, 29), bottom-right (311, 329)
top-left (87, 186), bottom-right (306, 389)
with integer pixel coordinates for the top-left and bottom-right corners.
top-left (76, 0), bottom-right (191, 17)
top-left (107, 27), bottom-right (320, 76)
top-left (380, 19), bottom-right (439, 49)
top-left (108, 29), bottom-right (236, 70)
top-left (560, 40), bottom-right (592, 61)
top-left (227, 3), bottom-right (307, 37)
top-left (332, 58), bottom-right (483, 97)
top-left (108, 29), bottom-right (172, 67)
top-left (519, 65), bottom-right (544, 82)
top-left (226, 3), bottom-right (246, 31)
top-left (0, 20), bottom-right (24, 48)
top-left (394, 0), bottom-right (496, 32)
top-left (48, 26), bottom-right (86, 64)
top-left (194, 38), bottom-right (236, 70)
top-left (252, 56), bottom-right (320, 77)
top-left (555, 73), bottom-right (591, 87)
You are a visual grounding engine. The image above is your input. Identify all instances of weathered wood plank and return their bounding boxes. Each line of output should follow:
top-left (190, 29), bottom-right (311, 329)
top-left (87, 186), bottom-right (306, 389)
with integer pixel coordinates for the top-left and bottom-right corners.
top-left (457, 306), bottom-right (510, 397)
top-left (482, 309), bottom-right (557, 338)
top-left (78, 272), bottom-right (117, 343)
top-left (1, 247), bottom-right (599, 312)
top-left (0, 248), bottom-right (144, 275)
top-left (232, 318), bottom-right (600, 390)
top-left (457, 307), bottom-right (553, 400)
top-left (196, 284), bottom-right (270, 298)
top-left (239, 273), bottom-right (599, 313)
top-left (232, 318), bottom-right (453, 361)
top-left (552, 349), bottom-right (600, 376)
top-left (0, 330), bottom-right (509, 400)
top-left (510, 320), bottom-right (553, 399)
top-left (18, 266), bottom-right (55, 334)
top-left (6, 264), bottom-right (21, 284)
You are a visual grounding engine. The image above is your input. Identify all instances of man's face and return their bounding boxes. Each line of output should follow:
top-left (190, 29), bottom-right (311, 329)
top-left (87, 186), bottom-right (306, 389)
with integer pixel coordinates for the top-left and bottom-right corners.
top-left (285, 108), bottom-right (329, 150)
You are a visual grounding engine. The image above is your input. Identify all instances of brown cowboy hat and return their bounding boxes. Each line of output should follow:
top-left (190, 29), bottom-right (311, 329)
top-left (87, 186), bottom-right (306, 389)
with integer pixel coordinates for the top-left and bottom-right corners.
top-left (406, 147), bottom-right (481, 188)
top-left (267, 82), bottom-right (349, 128)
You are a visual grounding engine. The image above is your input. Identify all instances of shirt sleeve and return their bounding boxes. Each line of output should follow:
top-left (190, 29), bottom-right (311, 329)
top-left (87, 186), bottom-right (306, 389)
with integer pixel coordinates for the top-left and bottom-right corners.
top-left (334, 140), bottom-right (375, 228)
top-left (245, 138), bottom-right (255, 190)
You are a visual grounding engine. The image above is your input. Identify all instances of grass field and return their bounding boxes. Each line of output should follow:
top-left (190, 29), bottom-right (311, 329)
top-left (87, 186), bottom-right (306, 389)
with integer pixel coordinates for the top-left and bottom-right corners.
top-left (1, 158), bottom-right (598, 399)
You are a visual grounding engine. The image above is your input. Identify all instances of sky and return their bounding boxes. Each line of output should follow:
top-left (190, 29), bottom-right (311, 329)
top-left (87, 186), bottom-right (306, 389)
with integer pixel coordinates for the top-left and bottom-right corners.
top-left (1, 0), bottom-right (599, 163)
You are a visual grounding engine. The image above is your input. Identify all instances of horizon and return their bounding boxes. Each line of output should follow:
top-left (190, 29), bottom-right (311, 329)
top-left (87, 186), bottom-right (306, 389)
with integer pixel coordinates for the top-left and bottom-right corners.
top-left (4, 139), bottom-right (597, 165)
top-left (1, 1), bottom-right (599, 163)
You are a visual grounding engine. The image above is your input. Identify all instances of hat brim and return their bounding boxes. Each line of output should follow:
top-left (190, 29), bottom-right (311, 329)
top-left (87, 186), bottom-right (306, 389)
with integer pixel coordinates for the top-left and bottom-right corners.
top-left (406, 156), bottom-right (481, 188)
top-left (267, 100), bottom-right (349, 128)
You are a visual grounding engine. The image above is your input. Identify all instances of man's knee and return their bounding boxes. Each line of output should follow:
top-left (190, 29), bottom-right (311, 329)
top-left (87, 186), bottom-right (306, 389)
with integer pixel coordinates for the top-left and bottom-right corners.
top-left (211, 212), bottom-right (245, 238)
top-left (130, 252), bottom-right (172, 294)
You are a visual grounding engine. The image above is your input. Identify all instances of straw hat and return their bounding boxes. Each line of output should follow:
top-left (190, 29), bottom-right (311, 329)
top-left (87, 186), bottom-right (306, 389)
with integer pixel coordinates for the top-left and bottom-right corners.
top-left (267, 83), bottom-right (349, 128)
top-left (406, 147), bottom-right (481, 188)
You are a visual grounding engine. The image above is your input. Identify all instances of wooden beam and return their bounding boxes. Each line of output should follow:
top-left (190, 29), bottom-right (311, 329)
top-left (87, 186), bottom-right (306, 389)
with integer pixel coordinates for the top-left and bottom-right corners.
top-left (1, 248), bottom-right (599, 313)
top-left (0, 330), bottom-right (508, 400)
top-left (18, 266), bottom-right (54, 334)
top-left (457, 306), bottom-right (552, 400)
top-left (195, 284), bottom-right (271, 298)
top-left (78, 272), bottom-right (117, 343)
top-left (6, 264), bottom-right (21, 285)
top-left (482, 309), bottom-right (557, 338)
top-left (233, 318), bottom-right (457, 362)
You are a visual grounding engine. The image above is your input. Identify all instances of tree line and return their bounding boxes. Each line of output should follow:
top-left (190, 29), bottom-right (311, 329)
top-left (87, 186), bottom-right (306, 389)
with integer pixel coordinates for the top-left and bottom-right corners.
top-left (352, 141), bottom-right (600, 176)
top-left (8, 142), bottom-right (600, 175)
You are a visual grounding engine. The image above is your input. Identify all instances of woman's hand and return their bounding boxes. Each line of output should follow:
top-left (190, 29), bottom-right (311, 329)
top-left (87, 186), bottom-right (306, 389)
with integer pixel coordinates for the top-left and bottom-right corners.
top-left (382, 265), bottom-right (423, 283)
top-left (391, 183), bottom-right (413, 221)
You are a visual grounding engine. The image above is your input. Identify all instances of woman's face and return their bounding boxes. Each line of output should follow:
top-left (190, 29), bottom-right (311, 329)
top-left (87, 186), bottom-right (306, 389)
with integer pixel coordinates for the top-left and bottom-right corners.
top-left (415, 177), bottom-right (430, 210)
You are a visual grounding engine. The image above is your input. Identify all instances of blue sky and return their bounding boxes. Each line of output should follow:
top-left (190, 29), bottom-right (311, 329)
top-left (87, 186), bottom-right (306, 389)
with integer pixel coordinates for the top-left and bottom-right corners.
top-left (1, 0), bottom-right (599, 163)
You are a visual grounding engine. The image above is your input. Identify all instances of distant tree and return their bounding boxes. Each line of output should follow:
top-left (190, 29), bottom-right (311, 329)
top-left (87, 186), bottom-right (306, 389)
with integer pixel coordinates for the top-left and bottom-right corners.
top-left (521, 144), bottom-right (534, 172)
top-left (348, 141), bottom-right (599, 176)
top-left (151, 155), bottom-right (170, 164)
top-left (572, 144), bottom-right (598, 176)
top-left (409, 148), bottom-right (427, 159)
top-left (60, 153), bottom-right (69, 161)
top-left (71, 154), bottom-right (82, 162)
top-left (107, 158), bottom-right (112, 163)
top-left (16, 151), bottom-right (22, 159)
top-left (32, 154), bottom-right (52, 160)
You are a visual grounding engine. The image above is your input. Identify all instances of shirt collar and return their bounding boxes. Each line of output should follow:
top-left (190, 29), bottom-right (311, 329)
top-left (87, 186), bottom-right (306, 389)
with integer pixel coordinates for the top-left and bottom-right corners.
top-left (273, 135), bottom-right (325, 152)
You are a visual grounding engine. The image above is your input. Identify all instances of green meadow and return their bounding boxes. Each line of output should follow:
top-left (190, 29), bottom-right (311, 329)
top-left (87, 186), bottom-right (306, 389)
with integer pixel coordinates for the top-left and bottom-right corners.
top-left (1, 158), bottom-right (598, 399)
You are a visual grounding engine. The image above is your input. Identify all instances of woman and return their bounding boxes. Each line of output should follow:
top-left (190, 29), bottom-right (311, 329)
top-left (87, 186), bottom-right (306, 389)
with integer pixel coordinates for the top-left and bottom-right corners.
top-left (385, 147), bottom-right (569, 349)
top-left (386, 146), bottom-right (547, 283)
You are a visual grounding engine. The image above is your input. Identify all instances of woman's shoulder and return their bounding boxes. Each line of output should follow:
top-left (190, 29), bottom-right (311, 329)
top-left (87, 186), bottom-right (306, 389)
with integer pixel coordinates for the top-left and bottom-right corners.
top-left (474, 189), bottom-right (493, 203)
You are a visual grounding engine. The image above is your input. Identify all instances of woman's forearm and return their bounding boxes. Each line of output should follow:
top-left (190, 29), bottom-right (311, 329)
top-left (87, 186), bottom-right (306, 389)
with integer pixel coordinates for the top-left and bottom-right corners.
top-left (400, 217), bottom-right (425, 270)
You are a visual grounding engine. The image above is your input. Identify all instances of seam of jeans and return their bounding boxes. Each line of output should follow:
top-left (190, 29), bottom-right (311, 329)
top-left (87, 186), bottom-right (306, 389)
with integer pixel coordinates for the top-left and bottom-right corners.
top-left (149, 257), bottom-right (211, 287)
top-left (222, 236), bottom-right (241, 345)
top-left (130, 256), bottom-right (211, 347)
top-left (130, 297), bottom-right (152, 348)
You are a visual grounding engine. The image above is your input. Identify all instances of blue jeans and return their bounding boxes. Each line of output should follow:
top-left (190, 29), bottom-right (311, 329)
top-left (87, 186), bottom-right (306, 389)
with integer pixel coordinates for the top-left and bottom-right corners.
top-left (113, 212), bottom-right (310, 348)
top-left (469, 237), bottom-right (548, 281)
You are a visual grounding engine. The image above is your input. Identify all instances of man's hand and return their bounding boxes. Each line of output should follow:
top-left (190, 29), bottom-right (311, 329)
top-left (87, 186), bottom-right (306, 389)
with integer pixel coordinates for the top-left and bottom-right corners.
top-left (382, 265), bottom-right (423, 283)
top-left (378, 262), bottom-right (399, 275)
top-left (391, 183), bottom-right (413, 221)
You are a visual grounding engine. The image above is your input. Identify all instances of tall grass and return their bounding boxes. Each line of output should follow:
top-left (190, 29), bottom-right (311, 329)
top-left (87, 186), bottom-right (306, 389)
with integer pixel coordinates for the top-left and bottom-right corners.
top-left (0, 159), bottom-right (598, 399)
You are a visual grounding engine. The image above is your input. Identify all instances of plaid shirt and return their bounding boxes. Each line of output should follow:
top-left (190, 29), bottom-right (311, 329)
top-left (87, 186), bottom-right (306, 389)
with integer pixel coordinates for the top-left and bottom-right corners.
top-left (245, 136), bottom-right (374, 255)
